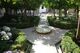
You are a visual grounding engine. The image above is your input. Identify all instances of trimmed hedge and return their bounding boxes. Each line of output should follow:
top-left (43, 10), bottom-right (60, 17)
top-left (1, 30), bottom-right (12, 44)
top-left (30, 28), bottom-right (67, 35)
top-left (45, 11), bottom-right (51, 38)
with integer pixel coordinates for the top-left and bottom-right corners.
top-left (0, 15), bottom-right (40, 29)
top-left (47, 16), bottom-right (77, 29)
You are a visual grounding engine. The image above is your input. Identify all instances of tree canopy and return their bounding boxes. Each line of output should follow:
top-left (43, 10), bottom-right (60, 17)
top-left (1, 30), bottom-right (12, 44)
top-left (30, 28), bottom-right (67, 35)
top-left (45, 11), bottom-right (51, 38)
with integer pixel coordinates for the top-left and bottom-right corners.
top-left (43, 0), bottom-right (80, 9)
top-left (0, 0), bottom-right (43, 10)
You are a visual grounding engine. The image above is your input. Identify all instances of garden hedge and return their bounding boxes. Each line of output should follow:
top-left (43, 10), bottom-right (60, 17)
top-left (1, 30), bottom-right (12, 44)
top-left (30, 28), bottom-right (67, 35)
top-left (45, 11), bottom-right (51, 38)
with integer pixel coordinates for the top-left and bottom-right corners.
top-left (0, 15), bottom-right (40, 29)
top-left (47, 16), bottom-right (77, 29)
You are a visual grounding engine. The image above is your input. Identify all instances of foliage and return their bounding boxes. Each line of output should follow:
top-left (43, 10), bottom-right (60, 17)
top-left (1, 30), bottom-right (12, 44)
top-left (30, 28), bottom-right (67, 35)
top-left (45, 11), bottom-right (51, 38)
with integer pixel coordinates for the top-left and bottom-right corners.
top-left (73, 48), bottom-right (80, 53)
top-left (11, 27), bottom-right (20, 41)
top-left (34, 16), bottom-right (40, 26)
top-left (43, 0), bottom-right (80, 9)
top-left (0, 27), bottom-right (32, 53)
top-left (0, 16), bottom-right (40, 28)
top-left (23, 0), bottom-right (43, 10)
top-left (0, 26), bottom-right (20, 52)
top-left (0, 0), bottom-right (43, 12)
top-left (47, 16), bottom-right (77, 29)
top-left (3, 26), bottom-right (11, 32)
top-left (0, 41), bottom-right (10, 53)
top-left (15, 32), bottom-right (26, 44)
top-left (43, 0), bottom-right (80, 18)
top-left (11, 32), bottom-right (32, 53)
top-left (61, 36), bottom-right (80, 53)
top-left (65, 29), bottom-right (76, 37)
top-left (61, 30), bottom-right (80, 53)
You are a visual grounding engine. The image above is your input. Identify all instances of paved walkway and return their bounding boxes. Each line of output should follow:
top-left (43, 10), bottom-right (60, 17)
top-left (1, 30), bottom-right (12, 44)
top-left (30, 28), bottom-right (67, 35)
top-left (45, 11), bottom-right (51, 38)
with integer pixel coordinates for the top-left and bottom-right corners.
top-left (21, 27), bottom-right (68, 53)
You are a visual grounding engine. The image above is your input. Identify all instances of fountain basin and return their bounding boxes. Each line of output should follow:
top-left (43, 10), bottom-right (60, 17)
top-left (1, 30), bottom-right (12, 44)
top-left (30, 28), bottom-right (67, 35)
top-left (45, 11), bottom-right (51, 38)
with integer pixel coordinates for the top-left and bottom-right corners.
top-left (36, 25), bottom-right (52, 34)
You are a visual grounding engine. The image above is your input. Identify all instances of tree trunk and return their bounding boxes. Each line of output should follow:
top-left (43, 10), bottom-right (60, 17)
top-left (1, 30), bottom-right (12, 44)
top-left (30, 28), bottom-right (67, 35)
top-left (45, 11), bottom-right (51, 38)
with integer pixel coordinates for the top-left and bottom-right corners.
top-left (53, 9), bottom-right (55, 17)
top-left (33, 10), bottom-right (34, 16)
top-left (74, 8), bottom-right (77, 18)
top-left (76, 6), bottom-right (79, 19)
top-left (29, 10), bottom-right (30, 16)
top-left (64, 8), bottom-right (67, 17)
top-left (14, 10), bottom-right (17, 15)
top-left (21, 9), bottom-right (23, 16)
top-left (5, 8), bottom-right (12, 15)
top-left (59, 9), bottom-right (62, 17)
top-left (9, 8), bottom-right (12, 15)
top-left (76, 6), bottom-right (80, 39)
top-left (76, 17), bottom-right (80, 38)
top-left (5, 8), bottom-right (9, 15)
top-left (24, 9), bottom-right (26, 16)
top-left (27, 10), bottom-right (28, 16)
top-left (30, 10), bottom-right (31, 16)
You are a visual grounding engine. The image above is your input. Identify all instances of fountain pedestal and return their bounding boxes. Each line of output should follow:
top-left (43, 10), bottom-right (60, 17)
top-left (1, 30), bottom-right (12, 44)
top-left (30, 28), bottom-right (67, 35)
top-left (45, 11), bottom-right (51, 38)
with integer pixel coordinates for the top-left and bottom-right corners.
top-left (36, 14), bottom-right (52, 34)
top-left (36, 25), bottom-right (52, 34)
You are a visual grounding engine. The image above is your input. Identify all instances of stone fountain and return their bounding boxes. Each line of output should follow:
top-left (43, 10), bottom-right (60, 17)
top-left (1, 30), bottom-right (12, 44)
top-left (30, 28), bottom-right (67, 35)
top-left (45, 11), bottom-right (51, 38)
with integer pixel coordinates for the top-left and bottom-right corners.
top-left (36, 14), bottom-right (52, 34)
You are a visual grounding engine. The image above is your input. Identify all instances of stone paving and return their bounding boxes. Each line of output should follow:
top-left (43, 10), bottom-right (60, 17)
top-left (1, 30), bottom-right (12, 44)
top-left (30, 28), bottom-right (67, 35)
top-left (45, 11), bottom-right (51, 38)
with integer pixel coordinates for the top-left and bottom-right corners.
top-left (20, 12), bottom-right (69, 53)
top-left (21, 27), bottom-right (68, 53)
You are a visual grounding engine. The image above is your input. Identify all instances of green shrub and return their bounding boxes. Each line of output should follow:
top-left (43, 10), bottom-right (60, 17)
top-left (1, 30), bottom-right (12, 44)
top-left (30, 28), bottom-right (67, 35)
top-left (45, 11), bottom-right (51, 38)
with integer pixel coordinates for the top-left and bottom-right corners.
top-left (11, 28), bottom-right (20, 41)
top-left (47, 16), bottom-right (77, 29)
top-left (0, 41), bottom-right (10, 53)
top-left (73, 48), bottom-right (80, 53)
top-left (65, 29), bottom-right (76, 37)
top-left (61, 36), bottom-right (79, 53)
top-left (11, 32), bottom-right (32, 53)
top-left (61, 30), bottom-right (80, 53)
top-left (15, 32), bottom-right (26, 44)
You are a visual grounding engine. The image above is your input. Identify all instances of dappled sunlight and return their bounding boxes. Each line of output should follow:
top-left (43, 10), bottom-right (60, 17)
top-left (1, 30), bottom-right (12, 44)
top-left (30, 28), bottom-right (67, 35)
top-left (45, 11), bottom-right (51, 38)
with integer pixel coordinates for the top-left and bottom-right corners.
top-left (32, 44), bottom-right (57, 53)
top-left (49, 26), bottom-right (56, 30)
top-left (42, 36), bottom-right (51, 39)
top-left (21, 27), bottom-right (68, 45)
top-left (34, 40), bottom-right (44, 44)
top-left (21, 22), bottom-right (68, 53)
top-left (33, 36), bottom-right (52, 44)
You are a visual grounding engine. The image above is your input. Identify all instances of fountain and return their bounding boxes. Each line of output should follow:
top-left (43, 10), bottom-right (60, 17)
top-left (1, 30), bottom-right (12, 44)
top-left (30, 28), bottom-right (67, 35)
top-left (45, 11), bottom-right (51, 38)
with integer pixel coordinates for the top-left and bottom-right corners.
top-left (36, 14), bottom-right (52, 34)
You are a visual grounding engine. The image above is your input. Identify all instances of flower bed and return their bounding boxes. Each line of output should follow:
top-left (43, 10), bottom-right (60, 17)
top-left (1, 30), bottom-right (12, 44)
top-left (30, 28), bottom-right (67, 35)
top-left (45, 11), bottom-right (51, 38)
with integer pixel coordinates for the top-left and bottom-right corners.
top-left (0, 26), bottom-right (32, 53)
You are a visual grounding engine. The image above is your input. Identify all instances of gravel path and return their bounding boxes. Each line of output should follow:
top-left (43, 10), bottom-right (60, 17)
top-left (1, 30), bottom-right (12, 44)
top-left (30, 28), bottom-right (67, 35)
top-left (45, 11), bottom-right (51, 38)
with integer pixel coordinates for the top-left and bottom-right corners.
top-left (21, 27), bottom-right (68, 53)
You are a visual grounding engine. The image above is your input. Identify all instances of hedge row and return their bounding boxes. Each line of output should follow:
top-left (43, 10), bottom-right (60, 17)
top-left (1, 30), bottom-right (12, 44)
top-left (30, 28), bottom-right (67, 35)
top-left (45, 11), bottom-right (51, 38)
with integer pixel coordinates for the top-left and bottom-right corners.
top-left (47, 16), bottom-right (77, 29)
top-left (0, 15), bottom-right (40, 29)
